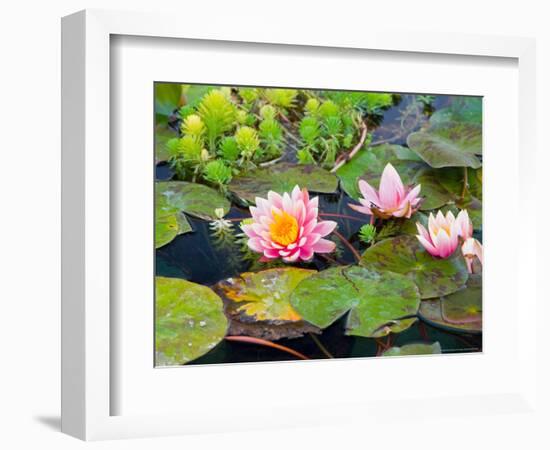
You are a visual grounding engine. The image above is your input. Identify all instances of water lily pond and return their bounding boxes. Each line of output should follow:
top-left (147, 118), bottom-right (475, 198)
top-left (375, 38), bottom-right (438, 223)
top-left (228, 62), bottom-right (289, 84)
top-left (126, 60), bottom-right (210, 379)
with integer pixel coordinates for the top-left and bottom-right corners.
top-left (155, 84), bottom-right (482, 366)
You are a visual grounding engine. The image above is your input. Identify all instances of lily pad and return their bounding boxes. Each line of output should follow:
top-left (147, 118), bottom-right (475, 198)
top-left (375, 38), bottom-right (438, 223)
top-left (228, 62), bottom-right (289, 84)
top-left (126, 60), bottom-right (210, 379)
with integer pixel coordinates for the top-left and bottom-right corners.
top-left (419, 275), bottom-right (482, 333)
top-left (155, 125), bottom-right (178, 163)
top-left (360, 235), bottom-right (469, 299)
top-left (156, 181), bottom-right (230, 221)
top-left (155, 83), bottom-right (183, 124)
top-left (216, 268), bottom-right (315, 323)
top-left (214, 268), bottom-right (320, 340)
top-left (155, 212), bottom-right (192, 249)
top-left (229, 163), bottom-right (338, 204)
top-left (382, 342), bottom-right (442, 356)
top-left (290, 266), bottom-right (420, 338)
top-left (155, 277), bottom-right (229, 365)
top-left (155, 188), bottom-right (193, 248)
top-left (407, 129), bottom-right (482, 169)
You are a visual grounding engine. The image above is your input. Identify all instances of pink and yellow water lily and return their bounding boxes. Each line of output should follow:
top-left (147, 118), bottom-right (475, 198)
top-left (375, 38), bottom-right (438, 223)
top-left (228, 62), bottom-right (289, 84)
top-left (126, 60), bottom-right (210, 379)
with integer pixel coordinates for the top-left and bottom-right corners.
top-left (416, 209), bottom-right (483, 273)
top-left (349, 163), bottom-right (422, 219)
top-left (241, 186), bottom-right (337, 262)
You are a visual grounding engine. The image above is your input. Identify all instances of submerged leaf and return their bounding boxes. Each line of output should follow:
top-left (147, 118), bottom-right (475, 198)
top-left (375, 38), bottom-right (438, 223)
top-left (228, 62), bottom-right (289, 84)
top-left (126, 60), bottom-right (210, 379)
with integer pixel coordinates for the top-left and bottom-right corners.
top-left (155, 277), bottom-right (228, 365)
top-left (156, 181), bottom-right (230, 221)
top-left (290, 266), bottom-right (420, 338)
top-left (229, 163), bottom-right (338, 204)
top-left (419, 274), bottom-right (482, 333)
top-left (360, 235), bottom-right (468, 299)
top-left (382, 342), bottom-right (442, 356)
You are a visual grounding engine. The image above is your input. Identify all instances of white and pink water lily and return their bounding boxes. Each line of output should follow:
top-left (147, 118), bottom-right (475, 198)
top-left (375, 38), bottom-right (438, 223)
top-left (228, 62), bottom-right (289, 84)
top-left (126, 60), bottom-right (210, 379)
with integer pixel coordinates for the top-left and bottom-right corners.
top-left (456, 210), bottom-right (483, 273)
top-left (349, 163), bottom-right (422, 219)
top-left (241, 186), bottom-right (337, 262)
top-left (416, 210), bottom-right (460, 259)
top-left (416, 209), bottom-right (483, 273)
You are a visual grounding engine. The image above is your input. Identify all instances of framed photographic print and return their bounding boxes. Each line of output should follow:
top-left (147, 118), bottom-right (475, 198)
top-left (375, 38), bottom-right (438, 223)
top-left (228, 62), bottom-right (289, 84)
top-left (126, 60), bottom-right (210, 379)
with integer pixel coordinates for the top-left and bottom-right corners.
top-left (62, 8), bottom-right (538, 441)
top-left (153, 83), bottom-right (483, 367)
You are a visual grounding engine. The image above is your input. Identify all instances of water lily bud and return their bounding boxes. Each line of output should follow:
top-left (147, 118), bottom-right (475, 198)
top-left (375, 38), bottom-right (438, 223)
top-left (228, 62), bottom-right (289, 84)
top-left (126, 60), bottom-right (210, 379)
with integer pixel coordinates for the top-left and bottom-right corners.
top-left (200, 148), bottom-right (210, 162)
top-left (214, 208), bottom-right (225, 219)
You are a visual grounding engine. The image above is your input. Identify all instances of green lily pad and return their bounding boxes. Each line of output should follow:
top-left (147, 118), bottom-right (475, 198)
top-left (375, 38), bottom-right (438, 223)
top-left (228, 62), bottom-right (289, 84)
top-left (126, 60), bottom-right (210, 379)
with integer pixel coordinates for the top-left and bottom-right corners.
top-left (290, 266), bottom-right (420, 338)
top-left (155, 187), bottom-right (193, 248)
top-left (229, 163), bottom-right (338, 204)
top-left (155, 125), bottom-right (178, 163)
top-left (155, 83), bottom-right (183, 124)
top-left (360, 235), bottom-right (468, 299)
top-left (156, 181), bottom-right (230, 221)
top-left (407, 129), bottom-right (482, 169)
top-left (419, 275), bottom-right (482, 333)
top-left (155, 212), bottom-right (192, 248)
top-left (155, 276), bottom-right (229, 365)
top-left (382, 342), bottom-right (442, 356)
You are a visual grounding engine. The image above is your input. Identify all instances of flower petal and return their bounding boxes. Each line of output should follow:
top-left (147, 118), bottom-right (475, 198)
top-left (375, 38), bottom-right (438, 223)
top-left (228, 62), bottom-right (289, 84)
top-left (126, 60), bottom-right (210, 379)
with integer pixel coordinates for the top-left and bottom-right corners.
top-left (357, 179), bottom-right (380, 207)
top-left (311, 238), bottom-right (336, 254)
top-left (416, 234), bottom-right (438, 256)
top-left (379, 163), bottom-right (405, 208)
top-left (312, 220), bottom-right (337, 237)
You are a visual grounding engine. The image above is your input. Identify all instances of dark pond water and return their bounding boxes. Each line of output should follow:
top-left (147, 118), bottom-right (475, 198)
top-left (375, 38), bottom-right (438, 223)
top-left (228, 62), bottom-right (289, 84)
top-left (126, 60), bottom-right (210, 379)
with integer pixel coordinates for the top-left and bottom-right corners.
top-left (155, 93), bottom-right (482, 365)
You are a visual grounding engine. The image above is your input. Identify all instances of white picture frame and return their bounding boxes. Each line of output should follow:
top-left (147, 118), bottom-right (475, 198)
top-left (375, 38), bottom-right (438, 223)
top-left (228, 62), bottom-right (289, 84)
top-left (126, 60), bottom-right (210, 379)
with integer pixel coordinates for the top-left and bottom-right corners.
top-left (61, 9), bottom-right (538, 441)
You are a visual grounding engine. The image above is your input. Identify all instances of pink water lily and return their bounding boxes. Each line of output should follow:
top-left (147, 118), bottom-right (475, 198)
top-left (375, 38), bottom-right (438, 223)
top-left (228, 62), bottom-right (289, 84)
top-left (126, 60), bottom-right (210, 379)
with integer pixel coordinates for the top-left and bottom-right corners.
top-left (456, 210), bottom-right (483, 273)
top-left (241, 186), bottom-right (337, 262)
top-left (349, 163), bottom-right (422, 219)
top-left (416, 210), bottom-right (460, 258)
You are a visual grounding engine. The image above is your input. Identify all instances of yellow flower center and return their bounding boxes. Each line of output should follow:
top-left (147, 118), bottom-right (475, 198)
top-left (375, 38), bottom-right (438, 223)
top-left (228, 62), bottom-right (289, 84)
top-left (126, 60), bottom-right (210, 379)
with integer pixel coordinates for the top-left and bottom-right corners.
top-left (269, 211), bottom-right (299, 246)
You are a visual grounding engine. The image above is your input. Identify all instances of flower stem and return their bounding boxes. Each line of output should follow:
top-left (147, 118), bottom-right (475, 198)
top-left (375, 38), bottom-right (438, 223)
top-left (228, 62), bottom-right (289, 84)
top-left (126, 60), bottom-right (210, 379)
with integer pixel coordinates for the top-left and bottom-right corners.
top-left (225, 336), bottom-right (309, 360)
top-left (309, 333), bottom-right (334, 359)
top-left (461, 167), bottom-right (469, 200)
top-left (333, 229), bottom-right (362, 263)
top-left (319, 213), bottom-right (364, 222)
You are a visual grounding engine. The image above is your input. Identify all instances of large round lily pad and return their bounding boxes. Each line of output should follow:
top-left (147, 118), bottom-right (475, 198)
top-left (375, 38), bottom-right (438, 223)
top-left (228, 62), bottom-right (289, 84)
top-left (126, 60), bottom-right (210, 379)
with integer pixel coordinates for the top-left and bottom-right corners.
top-left (419, 274), bottom-right (482, 333)
top-left (229, 163), bottom-right (338, 204)
top-left (360, 235), bottom-right (468, 299)
top-left (215, 268), bottom-right (320, 340)
top-left (290, 266), bottom-right (420, 338)
top-left (382, 342), bottom-right (442, 357)
top-left (155, 276), bottom-right (229, 365)
top-left (156, 181), bottom-right (230, 221)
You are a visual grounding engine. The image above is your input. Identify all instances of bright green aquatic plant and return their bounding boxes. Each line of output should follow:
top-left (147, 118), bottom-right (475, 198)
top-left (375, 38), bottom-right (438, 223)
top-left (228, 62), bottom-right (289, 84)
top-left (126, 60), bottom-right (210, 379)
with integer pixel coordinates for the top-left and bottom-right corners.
top-left (180, 113), bottom-right (205, 138)
top-left (204, 160), bottom-right (233, 192)
top-left (264, 88), bottom-right (298, 112)
top-left (259, 117), bottom-right (284, 157)
top-left (219, 136), bottom-right (240, 161)
top-left (358, 224), bottom-right (376, 244)
top-left (197, 89), bottom-right (237, 152)
top-left (235, 126), bottom-right (261, 164)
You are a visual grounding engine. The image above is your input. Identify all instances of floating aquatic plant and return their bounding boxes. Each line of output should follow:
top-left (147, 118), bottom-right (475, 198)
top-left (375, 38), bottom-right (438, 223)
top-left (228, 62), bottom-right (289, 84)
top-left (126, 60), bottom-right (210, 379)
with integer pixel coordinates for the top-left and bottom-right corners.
top-left (197, 89), bottom-right (237, 152)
